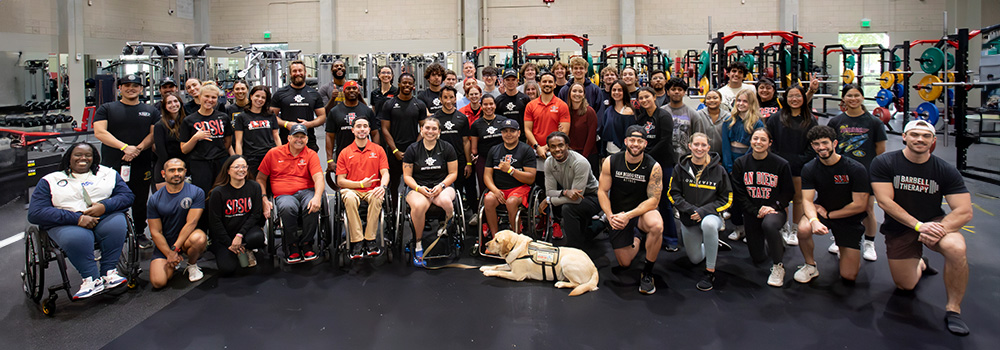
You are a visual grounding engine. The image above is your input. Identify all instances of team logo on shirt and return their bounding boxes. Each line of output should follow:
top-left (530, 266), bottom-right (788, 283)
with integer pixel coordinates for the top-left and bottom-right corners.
top-left (502, 154), bottom-right (513, 163)
top-left (347, 112), bottom-right (357, 125)
top-left (248, 120), bottom-right (271, 130)
top-left (433, 98), bottom-right (441, 106)
top-left (833, 175), bottom-right (850, 185)
top-left (369, 151), bottom-right (378, 158)
top-left (549, 105), bottom-right (559, 113)
top-left (56, 179), bottom-right (68, 187)
top-left (138, 111), bottom-right (152, 117)
top-left (604, 99), bottom-right (610, 106)
top-left (180, 197), bottom-right (193, 210)
top-left (486, 126), bottom-right (497, 134)
top-left (425, 157), bottom-right (437, 166)
top-left (294, 94), bottom-right (305, 103)
top-left (194, 120), bottom-right (226, 137)
top-left (393, 103), bottom-right (400, 109)
top-left (299, 159), bottom-right (307, 166)
top-left (444, 121), bottom-right (455, 130)
top-left (643, 121), bottom-right (654, 133)
top-left (894, 175), bottom-right (939, 194)
top-left (506, 102), bottom-right (515, 111)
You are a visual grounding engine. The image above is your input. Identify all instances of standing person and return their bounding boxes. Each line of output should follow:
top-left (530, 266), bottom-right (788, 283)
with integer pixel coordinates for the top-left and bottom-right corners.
top-left (523, 81), bottom-right (540, 101)
top-left (551, 61), bottom-right (570, 95)
top-left (722, 89), bottom-right (765, 242)
top-left (598, 80), bottom-right (634, 156)
top-left (556, 57), bottom-right (602, 111)
top-left (718, 62), bottom-right (756, 113)
top-left (481, 66), bottom-right (502, 98)
top-left (459, 85), bottom-right (483, 125)
top-left (457, 77), bottom-right (477, 110)
top-left (482, 119), bottom-right (536, 236)
top-left (336, 117), bottom-right (390, 259)
top-left (495, 68), bottom-right (532, 140)
top-left (668, 133), bottom-right (732, 291)
top-left (517, 62), bottom-right (539, 93)
top-left (318, 59), bottom-right (348, 107)
top-left (597, 125), bottom-right (665, 295)
top-left (792, 126), bottom-right (869, 285)
top-left (595, 66), bottom-right (620, 120)
top-left (418, 63), bottom-right (446, 115)
top-left (402, 118), bottom-right (459, 266)
top-left (380, 73), bottom-right (428, 202)
top-left (445, 70), bottom-right (463, 104)
top-left (731, 128), bottom-right (795, 287)
top-left (433, 86), bottom-right (474, 209)
top-left (153, 92), bottom-right (188, 191)
top-left (325, 80), bottom-right (377, 172)
top-left (270, 60), bottom-right (326, 152)
top-left (155, 77), bottom-right (179, 110)
top-left (870, 120), bottom-right (973, 336)
top-left (826, 84), bottom-right (887, 261)
top-left (180, 84), bottom-right (234, 193)
top-left (234, 85), bottom-right (281, 179)
top-left (182, 78), bottom-right (203, 115)
top-left (28, 143), bottom-right (134, 299)
top-left (635, 87), bottom-right (678, 251)
top-left (370, 66), bottom-right (398, 117)
top-left (565, 82), bottom-right (598, 158)
top-left (224, 80), bottom-right (251, 123)
top-left (766, 86), bottom-right (818, 246)
top-left (541, 132), bottom-right (601, 248)
top-left (621, 66), bottom-right (639, 99)
top-left (462, 60), bottom-right (486, 90)
top-left (661, 78), bottom-right (714, 164)
top-left (207, 155), bottom-right (265, 276)
top-left (93, 73), bottom-right (157, 249)
top-left (147, 158), bottom-right (210, 288)
top-left (696, 89), bottom-right (730, 155)
top-left (756, 77), bottom-right (781, 117)
top-left (649, 70), bottom-right (668, 107)
top-left (524, 72), bottom-right (571, 162)
top-left (470, 95), bottom-right (508, 194)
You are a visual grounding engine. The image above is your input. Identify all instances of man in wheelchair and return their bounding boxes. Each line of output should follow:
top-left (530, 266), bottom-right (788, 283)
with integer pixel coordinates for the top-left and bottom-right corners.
top-left (482, 119), bottom-right (537, 236)
top-left (27, 143), bottom-right (135, 299)
top-left (257, 124), bottom-right (326, 264)
top-left (335, 117), bottom-right (389, 259)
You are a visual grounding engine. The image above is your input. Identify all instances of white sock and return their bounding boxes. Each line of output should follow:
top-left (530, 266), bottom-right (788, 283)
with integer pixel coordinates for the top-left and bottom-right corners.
top-left (415, 241), bottom-right (423, 252)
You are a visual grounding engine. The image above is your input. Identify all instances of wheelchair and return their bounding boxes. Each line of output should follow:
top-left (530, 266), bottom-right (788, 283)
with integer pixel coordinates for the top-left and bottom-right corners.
top-left (326, 172), bottom-right (396, 267)
top-left (264, 189), bottom-right (335, 266)
top-left (21, 213), bottom-right (141, 316)
top-left (394, 183), bottom-right (468, 265)
top-left (474, 184), bottom-right (548, 258)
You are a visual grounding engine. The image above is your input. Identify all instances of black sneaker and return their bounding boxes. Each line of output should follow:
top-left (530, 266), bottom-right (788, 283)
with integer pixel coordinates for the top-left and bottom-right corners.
top-left (365, 240), bottom-right (381, 257)
top-left (697, 271), bottom-right (715, 291)
top-left (639, 273), bottom-right (656, 295)
top-left (663, 242), bottom-right (680, 252)
top-left (285, 247), bottom-right (303, 264)
top-left (136, 234), bottom-right (153, 249)
top-left (350, 242), bottom-right (364, 260)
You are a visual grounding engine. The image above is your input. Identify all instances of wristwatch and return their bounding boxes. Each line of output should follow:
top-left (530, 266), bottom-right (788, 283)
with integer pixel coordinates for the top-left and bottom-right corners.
top-left (171, 245), bottom-right (182, 253)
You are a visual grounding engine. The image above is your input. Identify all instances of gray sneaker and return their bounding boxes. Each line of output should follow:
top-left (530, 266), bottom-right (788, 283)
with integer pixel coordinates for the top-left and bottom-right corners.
top-left (639, 273), bottom-right (656, 295)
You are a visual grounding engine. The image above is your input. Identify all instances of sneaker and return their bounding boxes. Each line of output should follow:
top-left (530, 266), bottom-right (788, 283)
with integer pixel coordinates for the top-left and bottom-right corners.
top-left (728, 225), bottom-right (745, 241)
top-left (413, 250), bottom-right (426, 267)
top-left (828, 242), bottom-right (840, 255)
top-left (302, 248), bottom-right (319, 261)
top-left (103, 269), bottom-right (127, 289)
top-left (696, 271), bottom-right (715, 291)
top-left (862, 239), bottom-right (878, 261)
top-left (186, 264), bottom-right (204, 282)
top-left (639, 273), bottom-right (656, 295)
top-left (73, 276), bottom-right (105, 300)
top-left (793, 263), bottom-right (819, 283)
top-left (137, 234), bottom-right (153, 249)
top-left (552, 222), bottom-right (563, 239)
top-left (767, 263), bottom-right (785, 287)
top-left (783, 224), bottom-right (799, 246)
top-left (365, 240), bottom-right (382, 257)
top-left (663, 242), bottom-right (680, 252)
top-left (246, 250), bottom-right (257, 267)
top-left (718, 240), bottom-right (732, 251)
top-left (350, 242), bottom-right (364, 260)
top-left (285, 251), bottom-right (303, 264)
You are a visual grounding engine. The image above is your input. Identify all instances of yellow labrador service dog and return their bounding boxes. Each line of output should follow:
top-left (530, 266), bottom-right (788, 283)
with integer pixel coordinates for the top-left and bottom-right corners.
top-left (480, 230), bottom-right (599, 296)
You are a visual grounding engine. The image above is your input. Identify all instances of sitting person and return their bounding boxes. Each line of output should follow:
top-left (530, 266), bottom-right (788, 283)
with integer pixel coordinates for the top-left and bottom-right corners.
top-left (256, 124), bottom-right (325, 264)
top-left (148, 158), bottom-right (210, 288)
top-left (27, 143), bottom-right (135, 299)
top-left (208, 155), bottom-right (265, 276)
top-left (483, 119), bottom-right (537, 236)
top-left (402, 117), bottom-right (459, 267)
top-left (540, 131), bottom-right (600, 248)
top-left (336, 117), bottom-right (390, 259)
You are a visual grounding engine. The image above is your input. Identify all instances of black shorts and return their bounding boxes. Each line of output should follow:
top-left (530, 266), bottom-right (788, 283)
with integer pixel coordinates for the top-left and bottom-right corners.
top-left (824, 216), bottom-right (865, 250)
top-left (609, 217), bottom-right (640, 249)
top-left (152, 235), bottom-right (179, 260)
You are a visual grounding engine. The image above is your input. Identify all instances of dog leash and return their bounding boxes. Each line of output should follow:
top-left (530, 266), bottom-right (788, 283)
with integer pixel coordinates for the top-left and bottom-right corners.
top-left (418, 225), bottom-right (480, 270)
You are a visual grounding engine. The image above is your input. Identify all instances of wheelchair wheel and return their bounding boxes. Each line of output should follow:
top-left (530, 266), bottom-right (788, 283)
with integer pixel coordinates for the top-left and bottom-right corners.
top-left (22, 226), bottom-right (45, 303)
top-left (118, 213), bottom-right (141, 289)
top-left (265, 203), bottom-right (280, 265)
top-left (394, 190), bottom-right (406, 262)
top-left (41, 295), bottom-right (56, 317)
top-left (527, 187), bottom-right (551, 241)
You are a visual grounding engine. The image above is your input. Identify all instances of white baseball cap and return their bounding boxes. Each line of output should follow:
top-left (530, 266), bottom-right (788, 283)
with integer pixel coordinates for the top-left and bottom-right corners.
top-left (903, 120), bottom-right (936, 135)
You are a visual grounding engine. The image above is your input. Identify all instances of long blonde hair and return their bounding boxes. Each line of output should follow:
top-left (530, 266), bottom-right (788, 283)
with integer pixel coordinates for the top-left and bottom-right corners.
top-left (689, 132), bottom-right (711, 182)
top-left (731, 89), bottom-right (762, 134)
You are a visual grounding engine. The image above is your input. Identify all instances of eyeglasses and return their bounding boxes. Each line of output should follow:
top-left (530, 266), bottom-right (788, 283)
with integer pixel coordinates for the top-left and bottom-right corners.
top-left (232, 165), bottom-right (248, 170)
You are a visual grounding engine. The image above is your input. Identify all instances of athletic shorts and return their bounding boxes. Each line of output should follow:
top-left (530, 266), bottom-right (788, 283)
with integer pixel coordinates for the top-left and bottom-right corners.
top-left (824, 216), bottom-right (865, 250)
top-left (499, 185), bottom-right (530, 208)
top-left (609, 217), bottom-right (641, 249)
top-left (884, 217), bottom-right (943, 260)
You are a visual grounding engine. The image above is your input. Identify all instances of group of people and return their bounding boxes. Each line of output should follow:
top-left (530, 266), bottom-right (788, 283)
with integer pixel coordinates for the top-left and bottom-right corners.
top-left (26, 59), bottom-right (972, 335)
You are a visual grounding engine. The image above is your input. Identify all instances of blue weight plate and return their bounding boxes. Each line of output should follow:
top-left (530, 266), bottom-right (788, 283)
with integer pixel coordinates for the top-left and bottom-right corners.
top-left (875, 89), bottom-right (894, 107)
top-left (915, 102), bottom-right (940, 126)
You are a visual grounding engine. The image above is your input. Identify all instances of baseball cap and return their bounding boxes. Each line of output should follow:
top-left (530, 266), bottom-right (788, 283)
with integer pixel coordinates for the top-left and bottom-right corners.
top-left (290, 123), bottom-right (309, 135)
top-left (625, 125), bottom-right (647, 139)
top-left (500, 119), bottom-right (520, 130)
top-left (159, 77), bottom-right (177, 87)
top-left (118, 74), bottom-right (144, 86)
top-left (903, 120), bottom-right (936, 135)
top-left (502, 68), bottom-right (518, 79)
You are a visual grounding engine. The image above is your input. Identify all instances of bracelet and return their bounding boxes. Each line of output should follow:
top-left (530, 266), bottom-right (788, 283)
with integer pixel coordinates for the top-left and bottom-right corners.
top-left (361, 182), bottom-right (365, 189)
top-left (283, 121), bottom-right (289, 128)
top-left (914, 222), bottom-right (923, 231)
top-left (809, 217), bottom-right (819, 223)
top-left (327, 159), bottom-right (334, 163)
top-left (120, 144), bottom-right (128, 151)
top-left (466, 162), bottom-right (473, 166)
top-left (236, 233), bottom-right (243, 238)
top-left (507, 168), bottom-right (514, 175)
top-left (393, 148), bottom-right (400, 154)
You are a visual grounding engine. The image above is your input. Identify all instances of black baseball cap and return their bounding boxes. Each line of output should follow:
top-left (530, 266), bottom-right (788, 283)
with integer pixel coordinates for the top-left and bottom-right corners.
top-left (625, 125), bottom-right (647, 139)
top-left (118, 74), bottom-right (144, 86)
top-left (500, 119), bottom-right (520, 130)
top-left (502, 68), bottom-right (518, 79)
top-left (160, 77), bottom-right (177, 87)
top-left (290, 123), bottom-right (308, 135)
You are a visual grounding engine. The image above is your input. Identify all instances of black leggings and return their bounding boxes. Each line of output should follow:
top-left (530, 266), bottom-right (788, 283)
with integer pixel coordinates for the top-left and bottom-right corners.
top-left (189, 157), bottom-right (226, 194)
top-left (210, 226), bottom-right (265, 276)
top-left (743, 211), bottom-right (786, 265)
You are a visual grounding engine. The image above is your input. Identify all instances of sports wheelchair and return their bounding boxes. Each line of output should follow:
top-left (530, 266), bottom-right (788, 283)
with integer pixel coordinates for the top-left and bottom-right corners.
top-left (264, 190), bottom-right (335, 266)
top-left (474, 184), bottom-right (549, 258)
top-left (394, 183), bottom-right (468, 265)
top-left (326, 172), bottom-right (396, 267)
top-left (21, 213), bottom-right (141, 316)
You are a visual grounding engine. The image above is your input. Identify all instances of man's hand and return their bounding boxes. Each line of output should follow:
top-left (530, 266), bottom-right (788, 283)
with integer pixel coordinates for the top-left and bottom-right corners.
top-left (464, 164), bottom-right (473, 178)
top-left (370, 185), bottom-right (386, 199)
top-left (428, 184), bottom-right (443, 198)
top-left (535, 145), bottom-right (548, 159)
top-left (166, 250), bottom-right (183, 268)
top-left (326, 161), bottom-right (336, 173)
top-left (810, 219), bottom-right (829, 235)
top-left (496, 160), bottom-right (512, 174)
top-left (917, 221), bottom-right (947, 245)
top-left (609, 212), bottom-right (629, 231)
top-left (77, 215), bottom-right (99, 229)
top-left (393, 150), bottom-right (404, 161)
top-left (82, 203), bottom-right (106, 217)
top-left (262, 198), bottom-right (272, 219)
top-left (307, 195), bottom-right (322, 214)
top-left (563, 189), bottom-right (583, 201)
top-left (122, 145), bottom-right (141, 161)
top-left (492, 189), bottom-right (506, 205)
top-left (815, 204), bottom-right (828, 219)
top-left (359, 175), bottom-right (375, 189)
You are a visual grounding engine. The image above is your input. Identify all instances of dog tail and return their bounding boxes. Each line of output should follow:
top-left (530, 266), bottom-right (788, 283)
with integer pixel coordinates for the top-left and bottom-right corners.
top-left (568, 270), bottom-right (600, 296)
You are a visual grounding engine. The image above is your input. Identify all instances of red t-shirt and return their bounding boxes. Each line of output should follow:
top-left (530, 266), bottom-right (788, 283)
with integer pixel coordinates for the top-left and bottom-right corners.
top-left (524, 96), bottom-right (571, 145)
top-left (258, 144), bottom-right (322, 196)
top-left (335, 141), bottom-right (389, 192)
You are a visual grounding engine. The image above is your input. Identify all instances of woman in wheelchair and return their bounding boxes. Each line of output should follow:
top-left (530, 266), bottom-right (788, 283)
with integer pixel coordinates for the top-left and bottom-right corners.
top-left (207, 155), bottom-right (265, 275)
top-left (402, 117), bottom-right (458, 266)
top-left (27, 143), bottom-right (135, 299)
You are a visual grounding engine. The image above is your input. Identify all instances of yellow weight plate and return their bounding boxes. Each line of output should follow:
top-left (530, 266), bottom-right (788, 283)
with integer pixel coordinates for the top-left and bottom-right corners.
top-left (842, 69), bottom-right (855, 84)
top-left (745, 72), bottom-right (753, 81)
top-left (879, 71), bottom-right (895, 89)
top-left (894, 71), bottom-right (904, 85)
top-left (917, 75), bottom-right (943, 102)
top-left (699, 77), bottom-right (710, 102)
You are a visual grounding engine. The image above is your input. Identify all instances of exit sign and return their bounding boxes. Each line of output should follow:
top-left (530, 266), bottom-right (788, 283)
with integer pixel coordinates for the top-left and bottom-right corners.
top-left (861, 18), bottom-right (871, 28)
top-left (264, 31), bottom-right (271, 39)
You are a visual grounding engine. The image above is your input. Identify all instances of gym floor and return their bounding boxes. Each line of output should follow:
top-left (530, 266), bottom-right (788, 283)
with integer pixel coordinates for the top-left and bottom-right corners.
top-left (1, 119), bottom-right (999, 350)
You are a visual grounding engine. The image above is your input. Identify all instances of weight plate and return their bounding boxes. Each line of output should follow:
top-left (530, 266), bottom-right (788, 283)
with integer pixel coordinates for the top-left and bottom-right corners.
top-left (745, 72), bottom-right (754, 81)
top-left (946, 89), bottom-right (955, 106)
top-left (698, 51), bottom-right (710, 78)
top-left (842, 69), bottom-right (855, 85)
top-left (845, 55), bottom-right (856, 70)
top-left (740, 54), bottom-right (756, 71)
top-left (892, 54), bottom-right (902, 70)
top-left (873, 107), bottom-right (892, 124)
top-left (915, 101), bottom-right (940, 125)
top-left (917, 75), bottom-right (943, 101)
top-left (765, 67), bottom-right (775, 79)
top-left (783, 49), bottom-right (791, 74)
top-left (919, 47), bottom-right (945, 74)
top-left (946, 52), bottom-right (955, 70)
top-left (893, 83), bottom-right (905, 99)
top-left (879, 71), bottom-right (895, 89)
top-left (875, 89), bottom-right (895, 107)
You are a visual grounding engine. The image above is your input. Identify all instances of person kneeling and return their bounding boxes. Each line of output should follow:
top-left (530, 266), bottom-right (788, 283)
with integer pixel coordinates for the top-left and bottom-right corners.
top-left (149, 158), bottom-right (210, 288)
top-left (540, 131), bottom-right (601, 248)
top-left (208, 155), bottom-right (266, 276)
top-left (336, 118), bottom-right (390, 259)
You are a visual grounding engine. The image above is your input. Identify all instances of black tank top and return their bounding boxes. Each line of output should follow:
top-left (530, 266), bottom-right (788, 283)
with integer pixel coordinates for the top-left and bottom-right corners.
top-left (609, 152), bottom-right (657, 213)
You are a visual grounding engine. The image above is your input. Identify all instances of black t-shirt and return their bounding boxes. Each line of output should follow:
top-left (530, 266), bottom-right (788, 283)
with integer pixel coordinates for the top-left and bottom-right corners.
top-left (180, 110), bottom-right (233, 161)
top-left (93, 101), bottom-right (158, 167)
top-left (470, 115), bottom-right (509, 157)
top-left (801, 156), bottom-right (870, 221)
top-left (827, 111), bottom-right (888, 169)
top-left (494, 92), bottom-right (531, 139)
top-left (608, 152), bottom-right (657, 213)
top-left (403, 141), bottom-right (458, 187)
top-left (224, 102), bottom-right (250, 127)
top-left (870, 150), bottom-right (968, 235)
top-left (234, 109), bottom-right (278, 157)
top-left (379, 96), bottom-right (427, 150)
top-left (153, 119), bottom-right (186, 166)
top-left (765, 111), bottom-right (818, 173)
top-left (325, 103), bottom-right (377, 158)
top-left (271, 85), bottom-right (324, 139)
top-left (370, 85), bottom-right (398, 117)
top-left (183, 98), bottom-right (225, 116)
top-left (486, 141), bottom-right (536, 190)
top-left (417, 88), bottom-right (444, 115)
top-left (433, 109), bottom-right (471, 161)
top-left (759, 98), bottom-right (780, 117)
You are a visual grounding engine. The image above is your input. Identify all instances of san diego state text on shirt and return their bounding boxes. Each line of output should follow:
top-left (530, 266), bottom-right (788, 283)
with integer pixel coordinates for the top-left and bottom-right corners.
top-left (743, 171), bottom-right (779, 199)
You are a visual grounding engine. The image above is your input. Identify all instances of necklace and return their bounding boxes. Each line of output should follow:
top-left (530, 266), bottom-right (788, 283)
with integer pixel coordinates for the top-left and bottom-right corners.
top-left (626, 157), bottom-right (643, 172)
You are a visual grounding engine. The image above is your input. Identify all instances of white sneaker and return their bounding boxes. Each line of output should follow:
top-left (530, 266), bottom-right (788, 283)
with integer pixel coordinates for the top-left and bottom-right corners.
top-left (728, 225), bottom-right (745, 241)
top-left (73, 276), bottom-right (105, 300)
top-left (828, 242), bottom-right (840, 255)
top-left (862, 239), bottom-right (877, 261)
top-left (103, 269), bottom-right (127, 289)
top-left (783, 224), bottom-right (799, 246)
top-left (186, 264), bottom-right (204, 282)
top-left (767, 263), bottom-right (785, 287)
top-left (793, 263), bottom-right (819, 283)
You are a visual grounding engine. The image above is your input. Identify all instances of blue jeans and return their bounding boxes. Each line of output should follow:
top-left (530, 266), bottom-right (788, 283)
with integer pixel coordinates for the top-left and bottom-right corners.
top-left (275, 189), bottom-right (319, 254)
top-left (658, 166), bottom-right (679, 246)
top-left (46, 212), bottom-right (127, 279)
